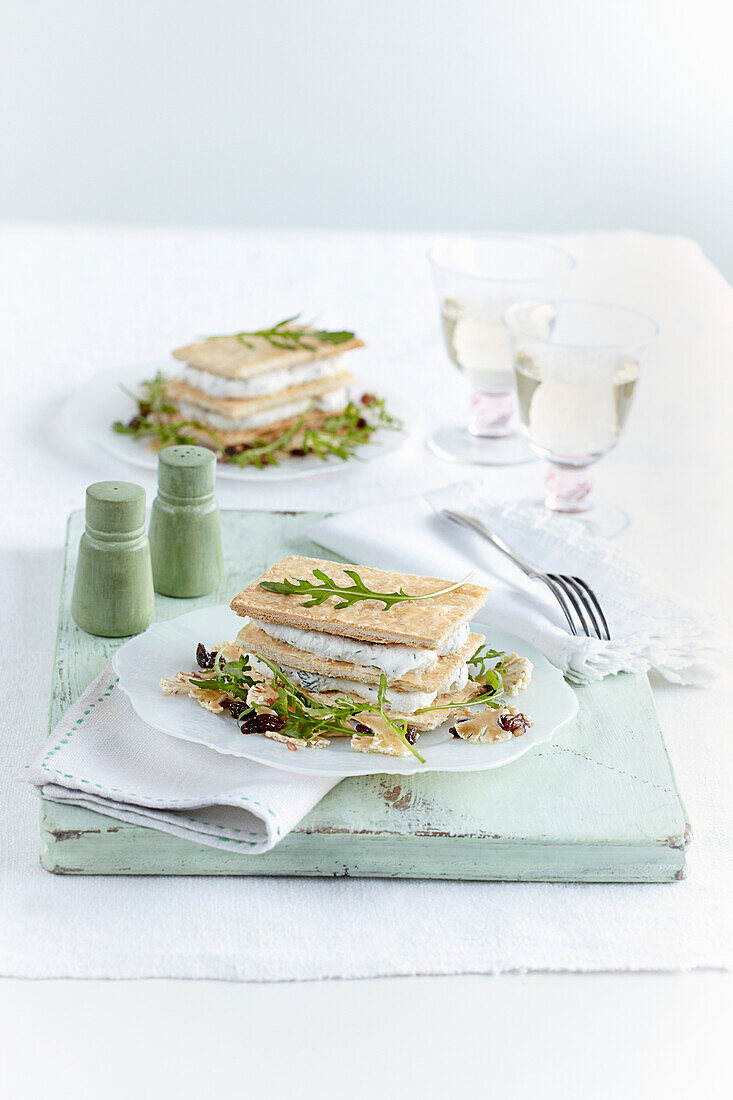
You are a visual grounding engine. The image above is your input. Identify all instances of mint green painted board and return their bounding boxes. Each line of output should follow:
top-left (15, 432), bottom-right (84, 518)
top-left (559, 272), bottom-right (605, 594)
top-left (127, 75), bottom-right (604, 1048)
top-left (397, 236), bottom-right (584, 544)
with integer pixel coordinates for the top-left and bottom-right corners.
top-left (39, 509), bottom-right (690, 881)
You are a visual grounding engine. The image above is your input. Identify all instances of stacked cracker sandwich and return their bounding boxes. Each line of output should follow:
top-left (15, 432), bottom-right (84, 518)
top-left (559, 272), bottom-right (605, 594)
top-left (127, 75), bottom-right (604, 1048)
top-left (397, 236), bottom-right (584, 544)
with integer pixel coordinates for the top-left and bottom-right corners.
top-left (165, 324), bottom-right (363, 449)
top-left (230, 555), bottom-right (489, 756)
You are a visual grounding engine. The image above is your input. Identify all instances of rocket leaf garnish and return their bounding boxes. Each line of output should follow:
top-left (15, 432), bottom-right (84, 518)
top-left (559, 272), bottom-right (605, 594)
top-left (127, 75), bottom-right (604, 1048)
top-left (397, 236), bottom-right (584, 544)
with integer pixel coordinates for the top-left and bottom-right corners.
top-left (215, 315), bottom-right (356, 351)
top-left (467, 645), bottom-right (508, 680)
top-left (259, 568), bottom-right (473, 610)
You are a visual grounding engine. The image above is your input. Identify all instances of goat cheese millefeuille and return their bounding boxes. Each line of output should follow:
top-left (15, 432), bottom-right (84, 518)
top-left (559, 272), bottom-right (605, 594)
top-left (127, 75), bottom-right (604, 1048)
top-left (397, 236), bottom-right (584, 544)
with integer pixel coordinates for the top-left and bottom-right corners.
top-left (113, 319), bottom-right (401, 468)
top-left (161, 556), bottom-right (534, 761)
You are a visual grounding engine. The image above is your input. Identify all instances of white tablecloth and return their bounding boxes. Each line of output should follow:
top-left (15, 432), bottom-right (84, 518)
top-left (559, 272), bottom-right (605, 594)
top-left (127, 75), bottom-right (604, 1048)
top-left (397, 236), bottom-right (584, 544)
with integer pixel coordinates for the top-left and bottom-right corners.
top-left (2, 226), bottom-right (731, 979)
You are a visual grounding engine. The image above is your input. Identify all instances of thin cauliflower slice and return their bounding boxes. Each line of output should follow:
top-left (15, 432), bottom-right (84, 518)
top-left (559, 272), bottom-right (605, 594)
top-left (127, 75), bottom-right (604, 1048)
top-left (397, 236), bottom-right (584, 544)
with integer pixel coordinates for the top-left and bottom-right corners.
top-left (350, 714), bottom-right (413, 757)
top-left (216, 640), bottom-right (246, 664)
top-left (159, 671), bottom-right (228, 714)
top-left (500, 653), bottom-right (533, 696)
top-left (246, 681), bottom-right (279, 709)
top-left (452, 704), bottom-right (532, 744)
top-left (264, 729), bottom-right (329, 750)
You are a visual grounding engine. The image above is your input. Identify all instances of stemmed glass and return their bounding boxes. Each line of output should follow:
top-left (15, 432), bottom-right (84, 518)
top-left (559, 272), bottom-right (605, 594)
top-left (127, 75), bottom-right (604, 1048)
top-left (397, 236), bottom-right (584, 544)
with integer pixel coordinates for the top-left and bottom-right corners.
top-left (427, 235), bottom-right (576, 465)
top-left (503, 300), bottom-right (659, 536)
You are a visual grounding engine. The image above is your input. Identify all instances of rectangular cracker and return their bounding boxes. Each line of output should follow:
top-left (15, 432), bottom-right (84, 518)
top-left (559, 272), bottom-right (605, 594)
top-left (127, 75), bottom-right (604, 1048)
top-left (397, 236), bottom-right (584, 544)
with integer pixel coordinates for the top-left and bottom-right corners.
top-left (230, 556), bottom-right (489, 648)
top-left (158, 407), bottom-right (347, 448)
top-left (166, 370), bottom-right (354, 421)
top-left (172, 331), bottom-right (364, 380)
top-left (236, 622), bottom-right (484, 691)
top-left (305, 680), bottom-right (485, 732)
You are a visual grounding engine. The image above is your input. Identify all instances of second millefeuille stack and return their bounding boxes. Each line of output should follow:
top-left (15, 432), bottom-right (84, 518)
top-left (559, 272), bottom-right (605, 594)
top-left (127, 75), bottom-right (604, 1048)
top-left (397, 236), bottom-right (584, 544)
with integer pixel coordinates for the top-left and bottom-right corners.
top-left (165, 327), bottom-right (364, 448)
top-left (230, 556), bottom-right (488, 753)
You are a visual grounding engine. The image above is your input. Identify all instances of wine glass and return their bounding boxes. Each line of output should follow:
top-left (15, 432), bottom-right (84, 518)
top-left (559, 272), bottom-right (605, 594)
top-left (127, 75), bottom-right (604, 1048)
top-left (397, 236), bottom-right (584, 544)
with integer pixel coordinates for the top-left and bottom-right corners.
top-left (503, 300), bottom-right (659, 536)
top-left (427, 235), bottom-right (576, 465)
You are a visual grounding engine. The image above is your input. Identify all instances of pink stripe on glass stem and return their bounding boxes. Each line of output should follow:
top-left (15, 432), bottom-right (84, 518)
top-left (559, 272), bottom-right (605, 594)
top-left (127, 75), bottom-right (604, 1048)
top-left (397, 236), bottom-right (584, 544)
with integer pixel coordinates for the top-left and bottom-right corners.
top-left (468, 390), bottom-right (515, 438)
top-left (545, 465), bottom-right (594, 514)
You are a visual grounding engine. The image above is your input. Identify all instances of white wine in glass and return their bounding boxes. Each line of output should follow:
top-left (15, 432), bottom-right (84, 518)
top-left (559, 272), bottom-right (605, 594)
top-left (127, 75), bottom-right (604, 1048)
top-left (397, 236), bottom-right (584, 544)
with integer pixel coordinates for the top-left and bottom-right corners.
top-left (428, 235), bottom-right (576, 466)
top-left (504, 300), bottom-right (658, 535)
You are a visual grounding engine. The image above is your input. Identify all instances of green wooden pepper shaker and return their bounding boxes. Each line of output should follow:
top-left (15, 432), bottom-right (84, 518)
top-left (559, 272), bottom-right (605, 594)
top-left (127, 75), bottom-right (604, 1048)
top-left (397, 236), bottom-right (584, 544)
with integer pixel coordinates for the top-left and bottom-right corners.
top-left (149, 445), bottom-right (224, 597)
top-left (71, 481), bottom-right (155, 637)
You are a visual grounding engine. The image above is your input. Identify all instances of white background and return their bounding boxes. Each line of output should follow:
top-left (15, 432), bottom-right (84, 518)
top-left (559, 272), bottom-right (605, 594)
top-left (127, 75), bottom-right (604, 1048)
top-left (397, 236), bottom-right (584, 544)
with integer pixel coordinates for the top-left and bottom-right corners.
top-left (2, 0), bottom-right (733, 275)
top-left (1, 225), bottom-right (731, 1098)
top-left (3, 0), bottom-right (733, 1094)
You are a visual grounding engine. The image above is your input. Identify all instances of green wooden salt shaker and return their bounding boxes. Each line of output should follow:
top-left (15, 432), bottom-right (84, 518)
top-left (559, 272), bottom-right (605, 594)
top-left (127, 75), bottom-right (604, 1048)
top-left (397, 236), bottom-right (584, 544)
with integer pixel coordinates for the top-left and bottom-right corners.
top-left (70, 481), bottom-right (155, 637)
top-left (149, 445), bottom-right (224, 597)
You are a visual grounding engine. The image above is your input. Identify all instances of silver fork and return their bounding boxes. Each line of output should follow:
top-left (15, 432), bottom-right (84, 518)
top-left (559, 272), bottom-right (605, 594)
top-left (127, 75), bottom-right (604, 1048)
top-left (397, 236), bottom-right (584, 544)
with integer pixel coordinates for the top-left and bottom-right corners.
top-left (441, 510), bottom-right (611, 640)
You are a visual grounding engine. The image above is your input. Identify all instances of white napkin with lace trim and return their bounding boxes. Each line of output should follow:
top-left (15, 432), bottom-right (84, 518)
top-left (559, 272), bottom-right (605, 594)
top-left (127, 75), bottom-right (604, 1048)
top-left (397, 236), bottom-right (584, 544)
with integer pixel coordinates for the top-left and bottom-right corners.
top-left (307, 483), bottom-right (721, 686)
top-left (24, 665), bottom-right (337, 851)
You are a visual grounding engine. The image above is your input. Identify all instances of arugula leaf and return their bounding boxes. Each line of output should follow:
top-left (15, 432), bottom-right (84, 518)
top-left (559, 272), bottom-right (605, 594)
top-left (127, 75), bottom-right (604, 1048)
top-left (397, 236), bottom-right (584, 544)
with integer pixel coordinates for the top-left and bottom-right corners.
top-left (260, 568), bottom-right (473, 610)
top-left (185, 649), bottom-right (425, 761)
top-left (374, 673), bottom-right (425, 763)
top-left (412, 691), bottom-right (505, 715)
top-left (213, 316), bottom-right (356, 352)
top-left (189, 655), bottom-right (257, 700)
top-left (414, 648), bottom-right (508, 716)
top-left (467, 645), bottom-right (508, 680)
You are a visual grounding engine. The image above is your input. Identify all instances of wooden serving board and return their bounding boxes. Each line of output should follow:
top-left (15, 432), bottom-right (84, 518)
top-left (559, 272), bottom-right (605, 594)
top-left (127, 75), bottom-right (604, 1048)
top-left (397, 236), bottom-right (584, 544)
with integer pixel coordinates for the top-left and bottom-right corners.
top-left (40, 509), bottom-right (690, 881)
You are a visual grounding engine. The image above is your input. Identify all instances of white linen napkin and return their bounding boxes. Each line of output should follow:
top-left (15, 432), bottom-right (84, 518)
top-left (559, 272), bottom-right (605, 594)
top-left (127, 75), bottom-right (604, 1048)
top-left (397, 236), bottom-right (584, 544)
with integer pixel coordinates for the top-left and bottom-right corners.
top-left (24, 665), bottom-right (337, 852)
top-left (307, 482), bottom-right (721, 686)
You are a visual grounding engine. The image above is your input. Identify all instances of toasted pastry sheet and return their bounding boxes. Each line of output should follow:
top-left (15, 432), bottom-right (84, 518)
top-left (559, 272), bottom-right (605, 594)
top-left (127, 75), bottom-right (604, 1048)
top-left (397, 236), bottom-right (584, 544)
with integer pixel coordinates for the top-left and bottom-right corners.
top-left (166, 371), bottom-right (354, 420)
top-left (236, 622), bottom-right (483, 691)
top-left (306, 680), bottom-right (485, 732)
top-left (230, 556), bottom-right (489, 648)
top-left (155, 407), bottom-right (346, 448)
top-left (172, 331), bottom-right (364, 380)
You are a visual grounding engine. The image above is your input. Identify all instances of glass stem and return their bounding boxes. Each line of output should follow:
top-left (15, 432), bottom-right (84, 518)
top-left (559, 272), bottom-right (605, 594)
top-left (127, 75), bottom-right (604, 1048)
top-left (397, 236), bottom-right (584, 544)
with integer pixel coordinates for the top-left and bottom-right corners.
top-left (544, 463), bottom-right (594, 514)
top-left (468, 388), bottom-right (515, 438)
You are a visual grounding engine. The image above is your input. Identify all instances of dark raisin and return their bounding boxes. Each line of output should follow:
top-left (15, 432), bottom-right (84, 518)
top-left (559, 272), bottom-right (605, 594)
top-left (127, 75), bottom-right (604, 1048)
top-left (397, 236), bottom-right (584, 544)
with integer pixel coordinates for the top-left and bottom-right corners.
top-left (127, 414), bottom-right (143, 429)
top-left (196, 642), bottom-right (216, 670)
top-left (450, 726), bottom-right (460, 738)
top-left (404, 729), bottom-right (418, 745)
top-left (498, 711), bottom-right (531, 736)
top-left (228, 700), bottom-right (250, 720)
top-left (239, 711), bottom-right (256, 733)
top-left (250, 713), bottom-right (285, 734)
top-left (224, 444), bottom-right (243, 456)
top-left (289, 448), bottom-right (307, 457)
top-left (356, 417), bottom-right (367, 429)
top-left (353, 721), bottom-right (372, 735)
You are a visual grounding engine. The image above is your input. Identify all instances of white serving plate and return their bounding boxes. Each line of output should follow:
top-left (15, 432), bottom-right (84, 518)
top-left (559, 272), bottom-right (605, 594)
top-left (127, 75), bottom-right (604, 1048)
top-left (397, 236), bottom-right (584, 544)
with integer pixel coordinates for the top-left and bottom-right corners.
top-left (113, 604), bottom-right (578, 778)
top-left (61, 364), bottom-right (413, 482)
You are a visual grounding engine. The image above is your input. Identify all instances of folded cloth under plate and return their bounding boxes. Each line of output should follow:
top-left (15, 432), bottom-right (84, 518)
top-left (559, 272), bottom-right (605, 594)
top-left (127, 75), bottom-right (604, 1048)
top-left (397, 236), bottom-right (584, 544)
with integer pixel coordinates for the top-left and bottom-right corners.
top-left (23, 666), bottom-right (337, 852)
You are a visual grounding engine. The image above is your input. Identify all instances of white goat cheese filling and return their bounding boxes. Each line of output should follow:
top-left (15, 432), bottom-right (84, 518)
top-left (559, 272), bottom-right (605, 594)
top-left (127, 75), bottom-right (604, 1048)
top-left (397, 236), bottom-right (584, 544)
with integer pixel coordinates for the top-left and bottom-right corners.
top-left (277, 662), bottom-right (469, 714)
top-left (249, 619), bottom-right (471, 678)
top-left (182, 356), bottom-right (347, 398)
top-left (178, 389), bottom-right (347, 431)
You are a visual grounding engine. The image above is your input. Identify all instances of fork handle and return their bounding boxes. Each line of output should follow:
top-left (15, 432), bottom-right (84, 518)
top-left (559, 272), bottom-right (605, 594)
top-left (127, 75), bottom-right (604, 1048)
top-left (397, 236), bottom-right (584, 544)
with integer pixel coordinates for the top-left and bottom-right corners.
top-left (441, 511), bottom-right (535, 577)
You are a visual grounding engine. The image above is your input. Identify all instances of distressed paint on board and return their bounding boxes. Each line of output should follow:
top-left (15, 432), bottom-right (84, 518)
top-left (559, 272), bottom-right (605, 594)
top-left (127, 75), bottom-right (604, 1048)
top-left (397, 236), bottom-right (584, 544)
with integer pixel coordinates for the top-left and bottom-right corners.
top-left (40, 509), bottom-right (690, 881)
